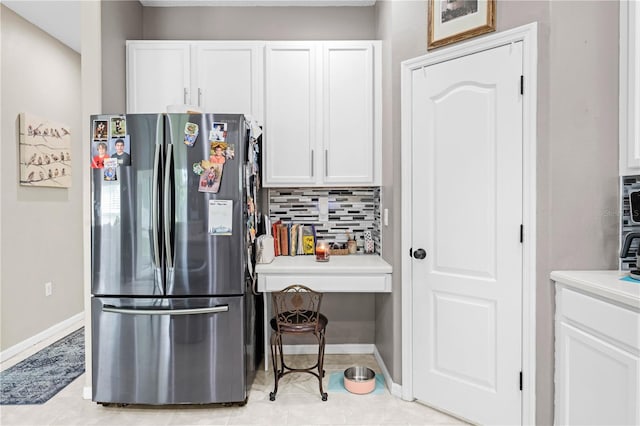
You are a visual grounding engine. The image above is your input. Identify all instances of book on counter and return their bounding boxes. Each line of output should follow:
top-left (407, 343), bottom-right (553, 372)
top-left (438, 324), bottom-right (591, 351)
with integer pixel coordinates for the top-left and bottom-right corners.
top-left (271, 221), bottom-right (316, 256)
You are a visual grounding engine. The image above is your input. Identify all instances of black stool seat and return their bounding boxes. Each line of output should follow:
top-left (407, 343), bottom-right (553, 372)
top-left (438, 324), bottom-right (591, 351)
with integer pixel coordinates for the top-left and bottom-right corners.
top-left (270, 312), bottom-right (328, 333)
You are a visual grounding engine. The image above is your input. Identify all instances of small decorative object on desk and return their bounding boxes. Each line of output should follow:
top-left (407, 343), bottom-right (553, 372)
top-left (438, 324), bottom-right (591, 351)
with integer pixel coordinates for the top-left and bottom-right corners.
top-left (315, 240), bottom-right (330, 262)
top-left (347, 237), bottom-right (357, 254)
top-left (364, 230), bottom-right (374, 254)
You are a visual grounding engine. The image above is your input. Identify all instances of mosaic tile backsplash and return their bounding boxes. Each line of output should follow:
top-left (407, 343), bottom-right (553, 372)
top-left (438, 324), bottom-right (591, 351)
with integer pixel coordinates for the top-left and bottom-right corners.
top-left (621, 176), bottom-right (640, 270)
top-left (268, 188), bottom-right (381, 254)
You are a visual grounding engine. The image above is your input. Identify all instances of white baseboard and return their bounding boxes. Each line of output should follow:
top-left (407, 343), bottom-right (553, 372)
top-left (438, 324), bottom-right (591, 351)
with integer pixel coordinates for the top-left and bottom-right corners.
top-left (83, 386), bottom-right (92, 400)
top-left (283, 343), bottom-right (375, 355)
top-left (373, 346), bottom-right (402, 398)
top-left (0, 312), bottom-right (84, 363)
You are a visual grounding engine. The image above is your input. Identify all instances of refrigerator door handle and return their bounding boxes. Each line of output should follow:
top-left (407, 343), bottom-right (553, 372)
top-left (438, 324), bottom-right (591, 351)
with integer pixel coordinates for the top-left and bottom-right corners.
top-left (164, 143), bottom-right (174, 269)
top-left (151, 142), bottom-right (161, 270)
top-left (102, 305), bottom-right (230, 316)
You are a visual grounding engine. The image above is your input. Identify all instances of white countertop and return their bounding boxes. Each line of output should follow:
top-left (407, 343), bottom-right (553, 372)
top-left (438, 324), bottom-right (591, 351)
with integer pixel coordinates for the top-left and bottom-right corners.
top-left (255, 254), bottom-right (392, 275)
top-left (550, 270), bottom-right (640, 309)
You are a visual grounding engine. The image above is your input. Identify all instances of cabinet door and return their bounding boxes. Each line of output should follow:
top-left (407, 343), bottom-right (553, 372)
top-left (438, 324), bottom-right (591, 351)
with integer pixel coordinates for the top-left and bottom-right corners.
top-left (126, 42), bottom-right (191, 113)
top-left (192, 43), bottom-right (264, 122)
top-left (264, 43), bottom-right (318, 186)
top-left (620, 1), bottom-right (640, 175)
top-left (555, 321), bottom-right (639, 426)
top-left (322, 42), bottom-right (376, 185)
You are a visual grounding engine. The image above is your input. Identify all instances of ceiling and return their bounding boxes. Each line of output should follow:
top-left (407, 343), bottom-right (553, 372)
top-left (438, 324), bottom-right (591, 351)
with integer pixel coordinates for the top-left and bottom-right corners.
top-left (2, 0), bottom-right (375, 55)
top-left (3, 1), bottom-right (81, 52)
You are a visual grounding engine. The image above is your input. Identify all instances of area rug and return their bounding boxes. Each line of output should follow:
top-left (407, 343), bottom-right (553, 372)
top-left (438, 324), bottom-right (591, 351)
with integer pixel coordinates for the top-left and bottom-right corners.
top-left (327, 371), bottom-right (386, 395)
top-left (1, 327), bottom-right (84, 405)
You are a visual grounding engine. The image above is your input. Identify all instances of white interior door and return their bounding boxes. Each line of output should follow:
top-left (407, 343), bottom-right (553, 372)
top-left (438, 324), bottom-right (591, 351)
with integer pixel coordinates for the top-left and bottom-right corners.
top-left (411, 42), bottom-right (524, 425)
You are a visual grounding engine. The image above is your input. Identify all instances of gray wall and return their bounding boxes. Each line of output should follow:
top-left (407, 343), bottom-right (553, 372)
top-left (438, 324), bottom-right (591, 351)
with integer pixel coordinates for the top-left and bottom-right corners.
top-left (0, 5), bottom-right (83, 351)
top-left (544, 2), bottom-right (619, 423)
top-left (142, 6), bottom-right (375, 40)
top-left (374, 1), bottom-right (619, 424)
top-left (374, 0), bottom-right (429, 389)
top-left (373, 0), bottom-right (395, 383)
top-left (101, 0), bottom-right (142, 113)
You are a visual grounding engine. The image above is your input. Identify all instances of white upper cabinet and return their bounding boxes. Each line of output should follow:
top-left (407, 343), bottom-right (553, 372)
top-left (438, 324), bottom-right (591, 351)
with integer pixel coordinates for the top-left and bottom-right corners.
top-left (127, 41), bottom-right (264, 121)
top-left (127, 40), bottom-right (382, 187)
top-left (620, 1), bottom-right (640, 176)
top-left (264, 41), bottom-right (381, 187)
top-left (264, 43), bottom-right (318, 185)
top-left (323, 42), bottom-right (375, 184)
top-left (192, 43), bottom-right (264, 121)
top-left (127, 42), bottom-right (191, 114)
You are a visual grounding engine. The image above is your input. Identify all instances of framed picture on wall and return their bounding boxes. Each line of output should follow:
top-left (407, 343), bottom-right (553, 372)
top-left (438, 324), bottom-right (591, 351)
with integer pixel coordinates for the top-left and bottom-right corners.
top-left (428, 0), bottom-right (496, 49)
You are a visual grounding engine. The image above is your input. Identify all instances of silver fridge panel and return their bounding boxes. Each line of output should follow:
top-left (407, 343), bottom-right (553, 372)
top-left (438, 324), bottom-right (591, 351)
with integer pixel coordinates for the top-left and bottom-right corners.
top-left (91, 114), bottom-right (164, 296)
top-left (165, 114), bottom-right (247, 296)
top-left (91, 296), bottom-right (247, 405)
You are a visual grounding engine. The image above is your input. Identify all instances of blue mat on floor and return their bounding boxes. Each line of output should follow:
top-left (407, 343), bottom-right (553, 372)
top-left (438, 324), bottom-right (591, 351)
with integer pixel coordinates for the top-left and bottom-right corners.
top-left (1, 327), bottom-right (84, 405)
top-left (327, 371), bottom-right (385, 395)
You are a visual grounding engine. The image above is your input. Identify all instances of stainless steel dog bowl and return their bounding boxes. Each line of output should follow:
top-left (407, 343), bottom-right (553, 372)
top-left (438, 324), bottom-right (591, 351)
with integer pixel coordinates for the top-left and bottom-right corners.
top-left (343, 366), bottom-right (376, 394)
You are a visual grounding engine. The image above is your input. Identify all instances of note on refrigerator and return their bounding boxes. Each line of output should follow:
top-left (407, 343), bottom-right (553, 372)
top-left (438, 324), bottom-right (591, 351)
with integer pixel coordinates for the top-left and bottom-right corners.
top-left (208, 199), bottom-right (233, 235)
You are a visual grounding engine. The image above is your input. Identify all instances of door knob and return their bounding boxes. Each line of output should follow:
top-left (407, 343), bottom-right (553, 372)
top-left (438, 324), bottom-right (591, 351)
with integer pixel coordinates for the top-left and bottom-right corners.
top-left (413, 248), bottom-right (426, 259)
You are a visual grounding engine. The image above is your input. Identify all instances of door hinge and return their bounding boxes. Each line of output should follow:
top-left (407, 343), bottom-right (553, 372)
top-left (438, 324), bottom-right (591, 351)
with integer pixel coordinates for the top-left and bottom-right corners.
top-left (519, 371), bottom-right (523, 391)
top-left (520, 224), bottom-right (524, 243)
top-left (520, 75), bottom-right (524, 95)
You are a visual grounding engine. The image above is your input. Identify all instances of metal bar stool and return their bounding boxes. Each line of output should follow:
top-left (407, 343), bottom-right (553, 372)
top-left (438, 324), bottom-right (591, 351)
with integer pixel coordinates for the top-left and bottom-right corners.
top-left (269, 284), bottom-right (328, 401)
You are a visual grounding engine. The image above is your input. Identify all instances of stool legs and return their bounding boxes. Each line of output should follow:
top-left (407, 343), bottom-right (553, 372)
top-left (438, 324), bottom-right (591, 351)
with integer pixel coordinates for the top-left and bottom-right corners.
top-left (268, 330), bottom-right (327, 402)
top-left (269, 333), bottom-right (282, 402)
top-left (317, 330), bottom-right (328, 401)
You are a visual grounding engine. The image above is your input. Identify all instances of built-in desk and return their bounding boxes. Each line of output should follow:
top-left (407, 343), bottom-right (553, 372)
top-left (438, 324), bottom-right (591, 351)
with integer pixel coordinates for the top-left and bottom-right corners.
top-left (255, 255), bottom-right (392, 370)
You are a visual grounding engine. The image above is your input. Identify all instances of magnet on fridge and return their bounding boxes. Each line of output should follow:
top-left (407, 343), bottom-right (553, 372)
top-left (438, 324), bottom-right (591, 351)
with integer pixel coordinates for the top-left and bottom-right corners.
top-left (225, 144), bottom-right (235, 160)
top-left (198, 161), bottom-right (223, 193)
top-left (209, 142), bottom-right (227, 164)
top-left (192, 162), bottom-right (204, 175)
top-left (103, 158), bottom-right (118, 181)
top-left (110, 116), bottom-right (126, 138)
top-left (209, 122), bottom-right (227, 142)
top-left (184, 122), bottom-right (199, 147)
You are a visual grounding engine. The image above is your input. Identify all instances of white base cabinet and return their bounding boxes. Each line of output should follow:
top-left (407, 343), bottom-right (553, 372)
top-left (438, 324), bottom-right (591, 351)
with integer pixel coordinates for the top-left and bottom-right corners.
top-left (554, 283), bottom-right (640, 425)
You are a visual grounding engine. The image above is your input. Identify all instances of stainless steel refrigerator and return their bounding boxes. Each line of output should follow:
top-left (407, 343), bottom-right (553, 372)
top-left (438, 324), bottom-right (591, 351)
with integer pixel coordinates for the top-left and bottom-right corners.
top-left (90, 113), bottom-right (259, 405)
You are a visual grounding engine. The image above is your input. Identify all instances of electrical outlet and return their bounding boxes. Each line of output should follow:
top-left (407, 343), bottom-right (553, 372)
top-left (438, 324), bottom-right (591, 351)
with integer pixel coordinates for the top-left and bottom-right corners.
top-left (45, 282), bottom-right (52, 297)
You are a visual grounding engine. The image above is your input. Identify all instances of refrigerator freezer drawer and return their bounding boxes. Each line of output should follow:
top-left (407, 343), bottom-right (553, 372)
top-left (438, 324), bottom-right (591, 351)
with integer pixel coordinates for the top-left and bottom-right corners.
top-left (92, 296), bottom-right (246, 405)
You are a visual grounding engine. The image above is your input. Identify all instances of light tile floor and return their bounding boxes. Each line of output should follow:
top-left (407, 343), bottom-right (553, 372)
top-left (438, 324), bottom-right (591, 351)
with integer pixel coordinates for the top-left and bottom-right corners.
top-left (1, 324), bottom-right (467, 426)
